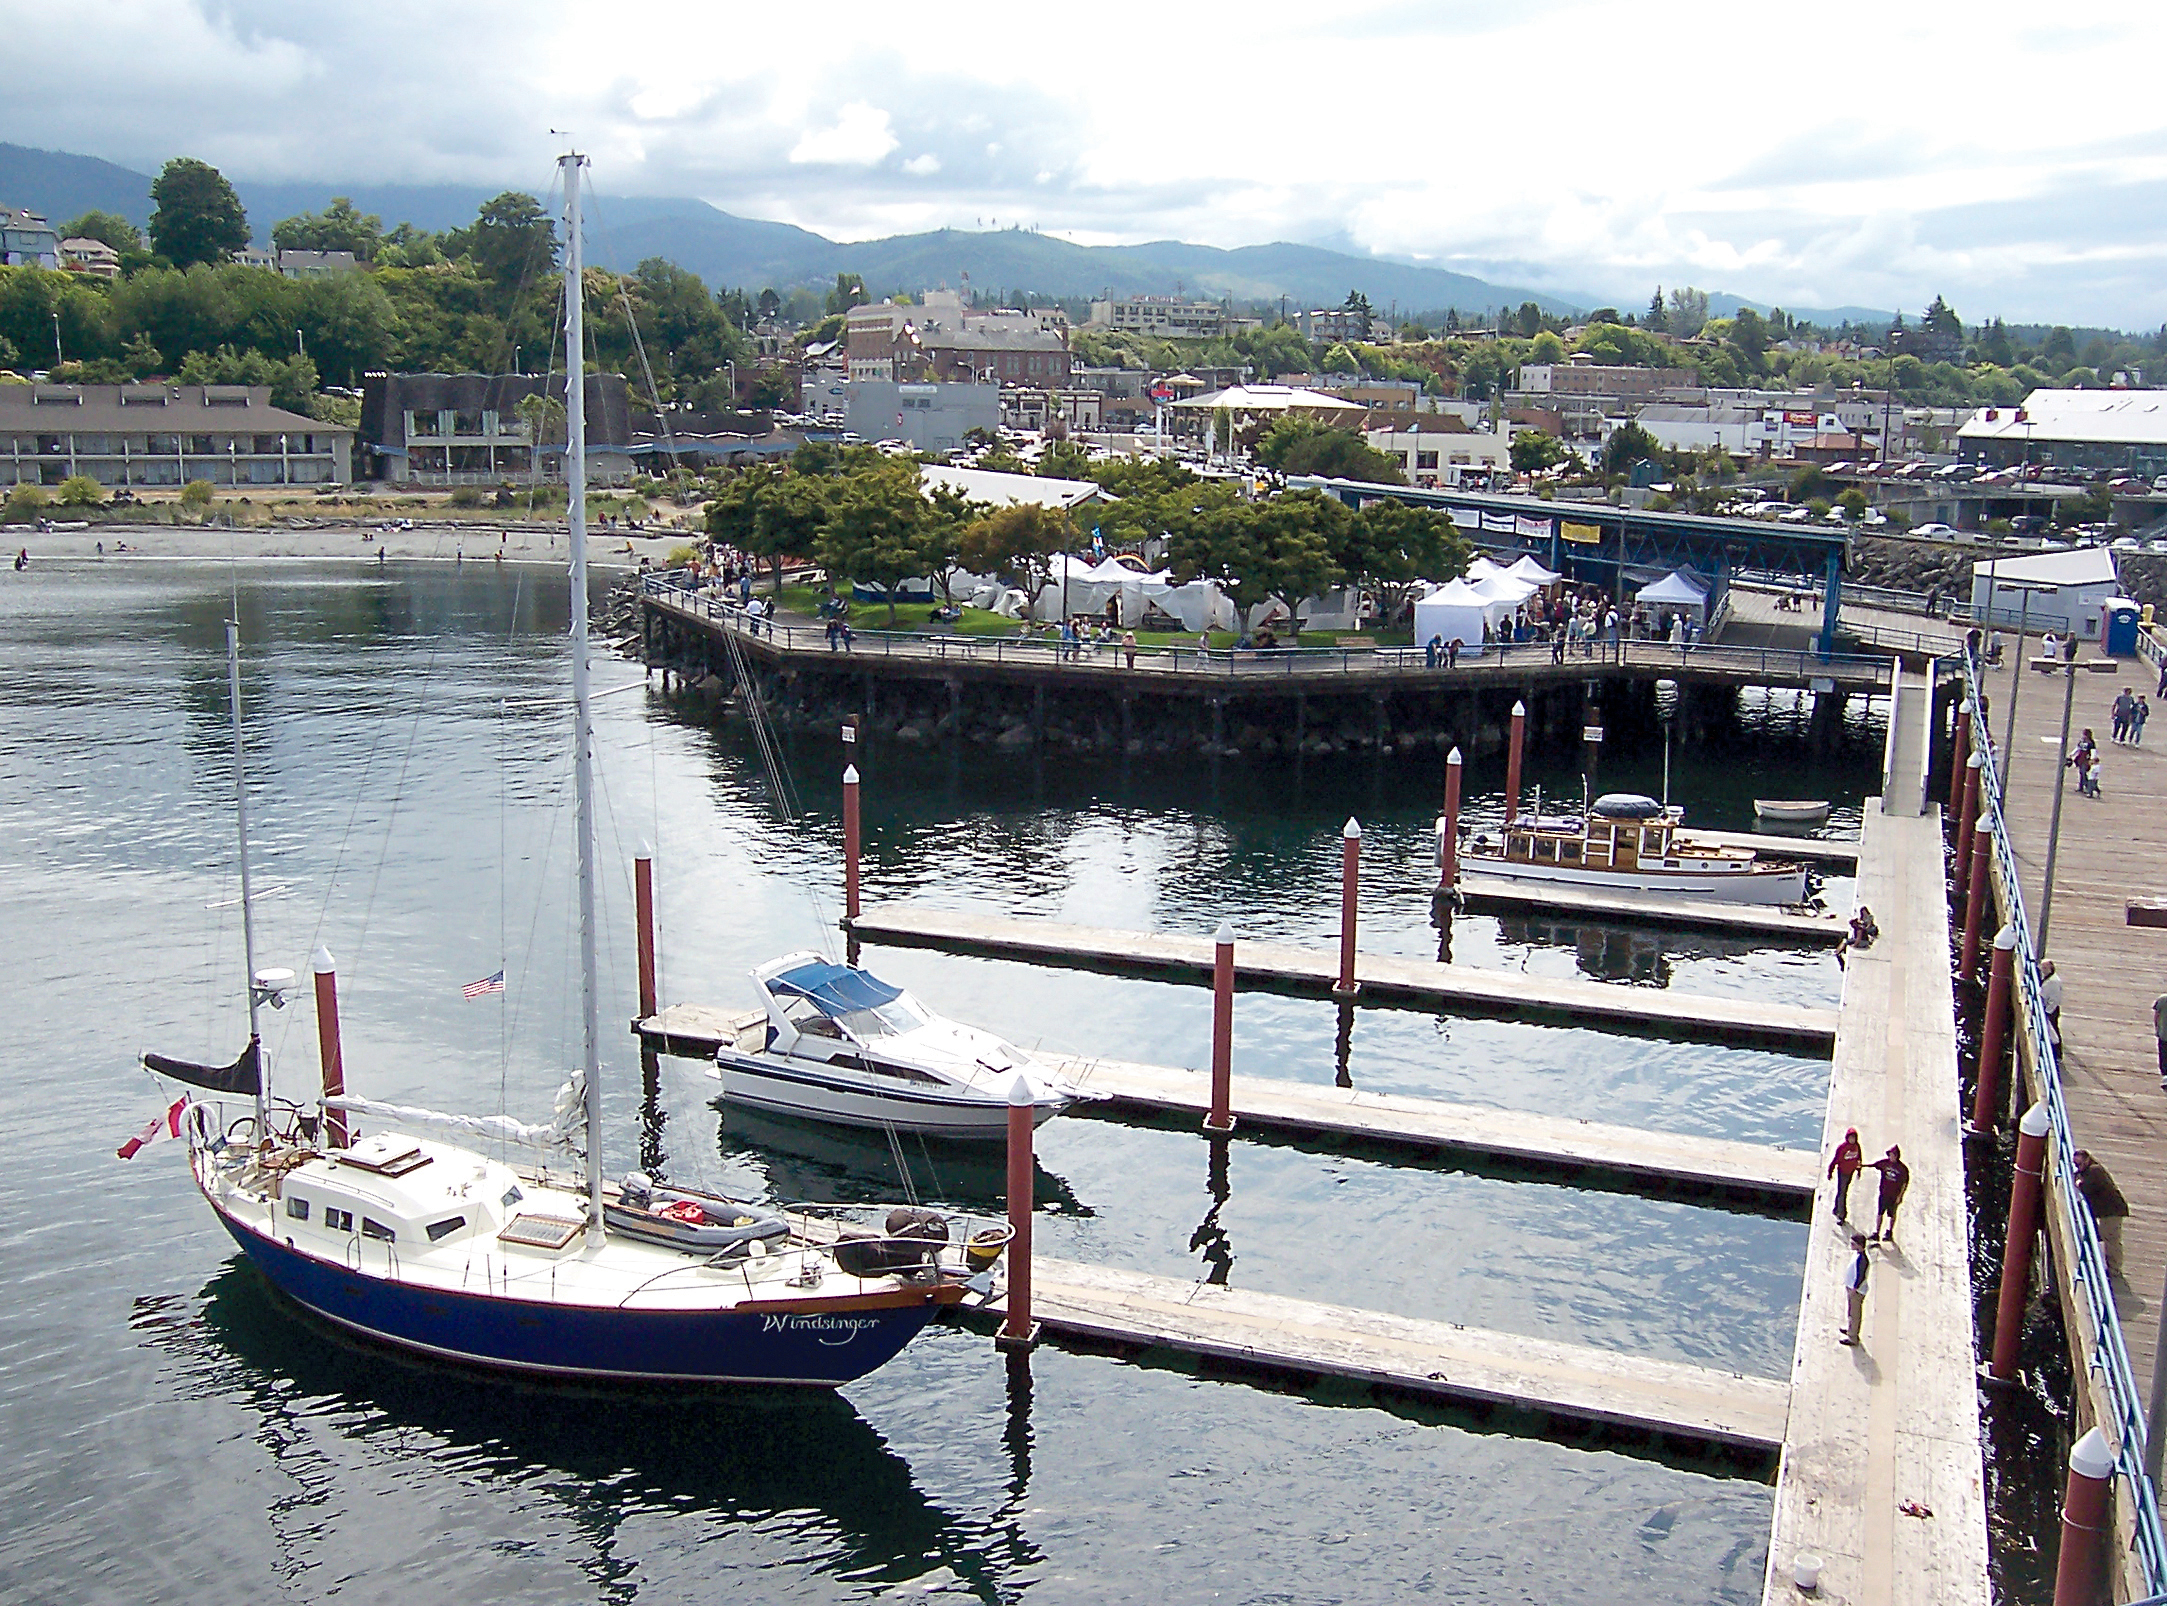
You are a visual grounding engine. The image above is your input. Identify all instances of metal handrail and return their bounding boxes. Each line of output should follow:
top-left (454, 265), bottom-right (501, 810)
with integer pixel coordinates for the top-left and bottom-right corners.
top-left (1963, 644), bottom-right (2167, 1594)
top-left (642, 573), bottom-right (1893, 686)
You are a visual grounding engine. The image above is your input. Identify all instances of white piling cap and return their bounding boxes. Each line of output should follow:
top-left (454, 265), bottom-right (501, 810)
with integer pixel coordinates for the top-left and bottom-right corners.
top-left (1994, 925), bottom-right (2019, 950)
top-left (1512, 699), bottom-right (1526, 717)
top-left (310, 946), bottom-right (336, 975)
top-left (2019, 1103), bottom-right (2051, 1138)
top-left (638, 838), bottom-right (653, 858)
top-left (1446, 746), bottom-right (1462, 766)
top-left (1968, 750), bottom-right (1984, 768)
top-left (1007, 1073), bottom-right (1036, 1107)
top-left (1343, 816), bottom-right (1362, 840)
top-left (843, 763), bottom-right (860, 784)
top-left (2069, 1425), bottom-right (2115, 1481)
top-left (1214, 920), bottom-right (1235, 947)
top-left (1959, 698), bottom-right (1972, 714)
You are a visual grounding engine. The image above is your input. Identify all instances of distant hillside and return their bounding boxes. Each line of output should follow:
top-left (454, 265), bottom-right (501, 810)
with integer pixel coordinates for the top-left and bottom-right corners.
top-left (0, 138), bottom-right (1907, 328)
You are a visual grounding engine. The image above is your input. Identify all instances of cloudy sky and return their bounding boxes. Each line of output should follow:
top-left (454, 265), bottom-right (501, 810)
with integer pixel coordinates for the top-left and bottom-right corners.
top-left (17, 0), bottom-right (2167, 325)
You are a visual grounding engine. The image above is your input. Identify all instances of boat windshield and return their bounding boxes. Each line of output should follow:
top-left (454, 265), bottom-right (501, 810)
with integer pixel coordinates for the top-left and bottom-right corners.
top-left (835, 996), bottom-right (931, 1038)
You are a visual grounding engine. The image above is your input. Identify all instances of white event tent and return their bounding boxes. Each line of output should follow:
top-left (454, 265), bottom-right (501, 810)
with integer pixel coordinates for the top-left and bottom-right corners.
top-left (1635, 569), bottom-right (1710, 625)
top-left (1413, 578), bottom-right (1517, 652)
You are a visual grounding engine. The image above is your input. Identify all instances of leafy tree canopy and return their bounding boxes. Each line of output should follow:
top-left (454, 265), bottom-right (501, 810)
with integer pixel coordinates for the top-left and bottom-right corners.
top-left (149, 158), bottom-right (250, 269)
top-left (272, 197), bottom-right (384, 259)
top-left (60, 211), bottom-right (142, 252)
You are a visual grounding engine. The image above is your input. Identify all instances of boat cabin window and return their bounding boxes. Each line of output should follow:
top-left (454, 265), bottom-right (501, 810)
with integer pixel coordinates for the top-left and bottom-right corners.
top-left (501, 1185), bottom-right (524, 1208)
top-left (360, 1217), bottom-right (396, 1242)
top-left (783, 998), bottom-right (845, 1038)
top-left (325, 1207), bottom-right (354, 1232)
top-left (286, 1196), bottom-right (310, 1221)
top-left (836, 996), bottom-right (930, 1039)
top-left (424, 1215), bottom-right (467, 1243)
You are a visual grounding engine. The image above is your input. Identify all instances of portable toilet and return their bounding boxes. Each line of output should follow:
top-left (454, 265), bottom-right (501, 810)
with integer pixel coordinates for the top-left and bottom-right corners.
top-left (2103, 598), bottom-right (2141, 657)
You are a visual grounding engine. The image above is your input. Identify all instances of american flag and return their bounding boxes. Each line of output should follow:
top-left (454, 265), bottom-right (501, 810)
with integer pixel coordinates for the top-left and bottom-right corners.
top-left (463, 969), bottom-right (506, 999)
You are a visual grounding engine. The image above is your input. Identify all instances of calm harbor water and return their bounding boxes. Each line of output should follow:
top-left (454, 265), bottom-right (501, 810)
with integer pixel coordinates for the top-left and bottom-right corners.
top-left (0, 560), bottom-right (1885, 1604)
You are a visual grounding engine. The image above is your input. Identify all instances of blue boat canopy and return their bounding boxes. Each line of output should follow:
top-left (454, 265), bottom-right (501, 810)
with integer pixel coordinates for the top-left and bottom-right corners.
top-left (769, 960), bottom-right (905, 1016)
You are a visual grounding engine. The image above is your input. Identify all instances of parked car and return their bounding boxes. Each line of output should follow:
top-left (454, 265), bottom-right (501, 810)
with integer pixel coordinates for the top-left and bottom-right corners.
top-left (1913, 522), bottom-right (1957, 538)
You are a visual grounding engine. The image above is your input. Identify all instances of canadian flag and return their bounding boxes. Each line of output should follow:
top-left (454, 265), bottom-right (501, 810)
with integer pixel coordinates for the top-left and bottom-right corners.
top-left (118, 1097), bottom-right (189, 1159)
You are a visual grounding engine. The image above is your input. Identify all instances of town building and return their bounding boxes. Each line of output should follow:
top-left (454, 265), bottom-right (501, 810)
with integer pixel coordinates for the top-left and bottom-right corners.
top-left (1002, 387), bottom-right (1102, 434)
top-left (274, 250), bottom-right (361, 279)
top-left (358, 372), bottom-right (633, 486)
top-left (845, 380), bottom-right (1000, 453)
top-left (1516, 359), bottom-right (1696, 398)
top-left (1968, 545), bottom-right (2122, 640)
top-left (1299, 307), bottom-right (1372, 343)
top-left (58, 237), bottom-right (121, 279)
top-left (1, 207), bottom-right (59, 269)
top-left (1362, 412), bottom-right (1511, 487)
top-left (0, 383), bottom-right (350, 487)
top-left (921, 327), bottom-right (1073, 386)
top-left (1087, 296), bottom-right (1243, 341)
top-left (1958, 389), bottom-right (2167, 478)
top-left (846, 293), bottom-right (1069, 382)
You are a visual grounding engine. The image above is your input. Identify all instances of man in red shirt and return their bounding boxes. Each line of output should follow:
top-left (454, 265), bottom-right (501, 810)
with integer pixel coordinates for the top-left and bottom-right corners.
top-left (1827, 1128), bottom-right (1863, 1222)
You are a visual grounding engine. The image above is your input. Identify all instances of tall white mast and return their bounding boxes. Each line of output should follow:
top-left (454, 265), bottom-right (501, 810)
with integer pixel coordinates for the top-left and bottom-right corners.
top-left (227, 618), bottom-right (268, 1136)
top-left (561, 151), bottom-right (605, 1243)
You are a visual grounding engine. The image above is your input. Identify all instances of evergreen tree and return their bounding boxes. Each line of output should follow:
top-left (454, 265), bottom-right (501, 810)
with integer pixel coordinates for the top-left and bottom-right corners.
top-left (148, 158), bottom-right (249, 268)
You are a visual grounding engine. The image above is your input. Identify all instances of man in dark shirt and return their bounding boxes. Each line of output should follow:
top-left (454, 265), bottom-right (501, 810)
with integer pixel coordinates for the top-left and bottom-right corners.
top-left (2074, 1150), bottom-right (2129, 1280)
top-left (1869, 1146), bottom-right (1911, 1246)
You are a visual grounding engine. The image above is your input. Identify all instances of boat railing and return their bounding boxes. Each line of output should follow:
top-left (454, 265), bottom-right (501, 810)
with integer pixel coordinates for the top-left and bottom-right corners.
top-left (1963, 642), bottom-right (2167, 1595)
top-left (641, 572), bottom-right (1894, 686)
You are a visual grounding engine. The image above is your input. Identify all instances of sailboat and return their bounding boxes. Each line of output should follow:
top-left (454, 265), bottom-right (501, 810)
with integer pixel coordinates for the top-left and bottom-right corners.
top-left (134, 153), bottom-right (1003, 1386)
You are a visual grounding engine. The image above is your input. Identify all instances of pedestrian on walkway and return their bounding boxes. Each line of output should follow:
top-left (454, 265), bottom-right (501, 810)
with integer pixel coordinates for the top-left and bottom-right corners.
top-left (1868, 1145), bottom-right (1911, 1245)
top-left (2136, 696), bottom-right (2151, 746)
top-left (1841, 1232), bottom-right (1871, 1346)
top-left (2073, 1150), bottom-right (2129, 1280)
top-left (2038, 960), bottom-right (2063, 1045)
top-left (1123, 630), bottom-right (1137, 670)
top-left (1828, 1127), bottom-right (1864, 1220)
top-left (2153, 989), bottom-right (2167, 1087)
top-left (2113, 687), bottom-right (2135, 743)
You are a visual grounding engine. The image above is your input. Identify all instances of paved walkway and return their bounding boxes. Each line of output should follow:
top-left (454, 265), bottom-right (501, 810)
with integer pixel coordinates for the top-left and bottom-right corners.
top-left (1761, 800), bottom-right (1990, 1606)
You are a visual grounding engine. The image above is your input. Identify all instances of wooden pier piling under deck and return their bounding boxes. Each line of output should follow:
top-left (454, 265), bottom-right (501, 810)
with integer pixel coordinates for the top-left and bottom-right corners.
top-left (966, 1255), bottom-right (1791, 1455)
top-left (843, 906), bottom-right (1839, 1051)
top-left (1760, 799), bottom-right (1990, 1606)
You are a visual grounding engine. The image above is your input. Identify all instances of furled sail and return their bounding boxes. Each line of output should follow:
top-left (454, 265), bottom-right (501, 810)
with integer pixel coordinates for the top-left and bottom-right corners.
top-left (142, 1036), bottom-right (261, 1095)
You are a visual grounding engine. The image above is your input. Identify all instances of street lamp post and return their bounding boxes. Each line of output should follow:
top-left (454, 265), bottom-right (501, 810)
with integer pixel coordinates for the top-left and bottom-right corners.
top-left (52, 311), bottom-right (63, 369)
top-left (2033, 638), bottom-right (2118, 955)
top-left (1997, 579), bottom-right (2059, 790)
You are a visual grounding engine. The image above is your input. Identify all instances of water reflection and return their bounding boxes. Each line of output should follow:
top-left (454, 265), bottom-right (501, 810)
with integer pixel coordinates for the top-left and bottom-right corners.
top-left (713, 1103), bottom-right (1092, 1218)
top-left (1188, 1135), bottom-right (1236, 1285)
top-left (134, 1266), bottom-right (1043, 1602)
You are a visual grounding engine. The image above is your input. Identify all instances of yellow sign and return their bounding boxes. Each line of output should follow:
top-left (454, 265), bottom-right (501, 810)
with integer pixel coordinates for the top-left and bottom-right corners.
top-left (1561, 521), bottom-right (1602, 545)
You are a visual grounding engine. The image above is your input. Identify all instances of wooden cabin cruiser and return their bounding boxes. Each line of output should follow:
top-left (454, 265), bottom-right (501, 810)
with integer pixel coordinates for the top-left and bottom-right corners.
top-left (703, 953), bottom-right (1093, 1138)
top-left (1454, 793), bottom-right (1809, 906)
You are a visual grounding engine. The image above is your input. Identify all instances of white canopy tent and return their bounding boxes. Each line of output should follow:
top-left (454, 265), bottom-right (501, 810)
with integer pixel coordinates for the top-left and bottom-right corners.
top-left (1635, 569), bottom-right (1710, 626)
top-left (1412, 577), bottom-right (1516, 653)
top-left (1504, 554), bottom-right (1561, 586)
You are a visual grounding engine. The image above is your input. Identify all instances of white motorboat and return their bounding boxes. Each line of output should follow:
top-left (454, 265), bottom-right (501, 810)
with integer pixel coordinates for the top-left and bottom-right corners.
top-left (1753, 798), bottom-right (1832, 825)
top-left (1454, 792), bottom-right (1809, 906)
top-left (703, 952), bottom-right (1092, 1138)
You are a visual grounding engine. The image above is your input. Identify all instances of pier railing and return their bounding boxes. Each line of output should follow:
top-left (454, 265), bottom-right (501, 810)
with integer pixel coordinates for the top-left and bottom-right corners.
top-left (643, 574), bottom-right (1893, 688)
top-left (1963, 646), bottom-right (2167, 1594)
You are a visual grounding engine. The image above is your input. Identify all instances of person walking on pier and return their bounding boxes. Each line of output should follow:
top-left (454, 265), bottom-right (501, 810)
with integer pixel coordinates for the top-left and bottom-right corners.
top-left (2038, 960), bottom-right (2063, 1045)
top-left (1868, 1145), bottom-right (1910, 1245)
top-left (1828, 1127), bottom-right (1864, 1220)
top-left (2073, 1151), bottom-right (2128, 1280)
top-left (2113, 688), bottom-right (2135, 744)
top-left (2153, 989), bottom-right (2167, 1087)
top-left (1840, 1232), bottom-right (1871, 1346)
top-left (2136, 696), bottom-right (2151, 746)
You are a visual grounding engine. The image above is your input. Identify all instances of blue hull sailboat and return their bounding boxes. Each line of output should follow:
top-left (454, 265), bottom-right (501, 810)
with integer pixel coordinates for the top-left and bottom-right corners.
top-left (140, 152), bottom-right (1001, 1387)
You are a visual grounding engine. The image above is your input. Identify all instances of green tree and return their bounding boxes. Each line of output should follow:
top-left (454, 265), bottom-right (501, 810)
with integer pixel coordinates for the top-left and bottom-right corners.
top-left (1527, 330), bottom-right (1565, 364)
top-left (812, 460), bottom-right (932, 626)
top-left (1320, 341), bottom-right (1360, 375)
top-left (1167, 491), bottom-right (1343, 625)
top-left (179, 478), bottom-right (215, 511)
top-left (1510, 430), bottom-right (1565, 474)
top-left (958, 502), bottom-right (1072, 620)
top-left (1037, 440), bottom-right (1093, 480)
top-left (175, 345), bottom-right (320, 412)
top-left (149, 158), bottom-right (250, 268)
top-left (1922, 295), bottom-right (1962, 341)
top-left (1253, 417), bottom-right (1404, 483)
top-left (1645, 288), bottom-right (1667, 333)
top-left (1665, 287), bottom-right (1709, 339)
top-left (824, 273), bottom-right (868, 316)
top-left (1729, 307), bottom-right (1768, 371)
top-left (1516, 302), bottom-right (1543, 338)
top-left (1601, 421), bottom-right (1659, 478)
top-left (60, 211), bottom-right (143, 252)
top-left (470, 192), bottom-right (557, 293)
top-left (922, 482), bottom-right (988, 605)
top-left (271, 196), bottom-right (384, 259)
top-left (55, 474), bottom-right (104, 506)
top-left (1340, 499), bottom-right (1466, 622)
top-left (1836, 487), bottom-right (1869, 522)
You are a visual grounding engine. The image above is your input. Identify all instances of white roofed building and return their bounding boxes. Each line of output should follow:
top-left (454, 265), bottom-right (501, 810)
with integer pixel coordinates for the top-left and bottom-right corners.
top-left (1968, 545), bottom-right (2121, 639)
top-left (1958, 390), bottom-right (2167, 477)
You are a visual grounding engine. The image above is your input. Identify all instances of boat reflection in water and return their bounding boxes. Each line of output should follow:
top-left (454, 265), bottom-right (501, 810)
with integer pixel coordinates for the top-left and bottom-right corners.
top-left (1493, 914), bottom-right (1777, 988)
top-left (714, 1102), bottom-right (1094, 1221)
top-left (133, 1266), bottom-right (1045, 1596)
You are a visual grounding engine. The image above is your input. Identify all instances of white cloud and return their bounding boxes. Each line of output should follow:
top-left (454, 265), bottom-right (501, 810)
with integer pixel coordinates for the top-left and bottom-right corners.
top-left (6, 0), bottom-right (2167, 321)
top-left (788, 103), bottom-right (898, 167)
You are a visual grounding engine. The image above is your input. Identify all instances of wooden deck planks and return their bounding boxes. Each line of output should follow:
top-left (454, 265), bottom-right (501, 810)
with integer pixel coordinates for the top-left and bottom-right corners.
top-left (845, 905), bottom-right (1839, 1051)
top-left (1976, 650), bottom-right (2167, 1389)
top-left (1684, 828), bottom-right (1862, 866)
top-left (1045, 1054), bottom-right (1817, 1202)
top-left (978, 1255), bottom-right (1791, 1452)
top-left (1760, 797), bottom-right (1990, 1606)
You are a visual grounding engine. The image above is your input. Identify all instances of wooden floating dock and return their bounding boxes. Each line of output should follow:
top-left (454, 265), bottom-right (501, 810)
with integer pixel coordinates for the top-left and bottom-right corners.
top-left (1454, 879), bottom-right (1847, 942)
top-left (1760, 788), bottom-right (1989, 1602)
top-left (631, 1007), bottom-right (1815, 1205)
top-left (1049, 1054), bottom-right (1816, 1205)
top-left (844, 905), bottom-right (1839, 1051)
top-left (975, 1255), bottom-right (1790, 1454)
top-left (1686, 827), bottom-right (1860, 867)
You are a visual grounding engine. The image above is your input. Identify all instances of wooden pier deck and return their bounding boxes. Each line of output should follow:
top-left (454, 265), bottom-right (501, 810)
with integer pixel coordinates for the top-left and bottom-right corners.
top-left (844, 905), bottom-right (1838, 1050)
top-left (975, 1255), bottom-right (1792, 1454)
top-left (1453, 880), bottom-right (1847, 942)
top-left (1977, 648), bottom-right (2167, 1389)
top-left (1761, 798), bottom-right (1990, 1605)
top-left (1685, 828), bottom-right (1861, 867)
top-left (634, 1005), bottom-right (1815, 1204)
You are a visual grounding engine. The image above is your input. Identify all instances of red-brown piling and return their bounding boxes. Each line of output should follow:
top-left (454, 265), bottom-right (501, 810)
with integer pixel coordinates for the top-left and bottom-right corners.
top-left (1989, 1103), bottom-right (2051, 1380)
top-left (634, 851), bottom-right (658, 1021)
top-left (999, 1074), bottom-right (1039, 1352)
top-left (1335, 818), bottom-right (1361, 999)
top-left (842, 762), bottom-right (862, 921)
top-left (1959, 817), bottom-right (1993, 980)
top-left (1206, 921), bottom-right (1235, 1134)
top-left (1504, 700), bottom-right (1527, 826)
top-left (1973, 925), bottom-right (2018, 1133)
top-left (2051, 1427), bottom-right (2114, 1606)
top-left (1439, 746), bottom-right (1463, 890)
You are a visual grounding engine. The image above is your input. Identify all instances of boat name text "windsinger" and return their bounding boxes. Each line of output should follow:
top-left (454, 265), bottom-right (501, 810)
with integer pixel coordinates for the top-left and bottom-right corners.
top-left (761, 1313), bottom-right (883, 1336)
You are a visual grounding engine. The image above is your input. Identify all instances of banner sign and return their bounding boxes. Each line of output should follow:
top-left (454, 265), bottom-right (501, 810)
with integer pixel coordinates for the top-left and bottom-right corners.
top-left (1561, 521), bottom-right (1602, 545)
